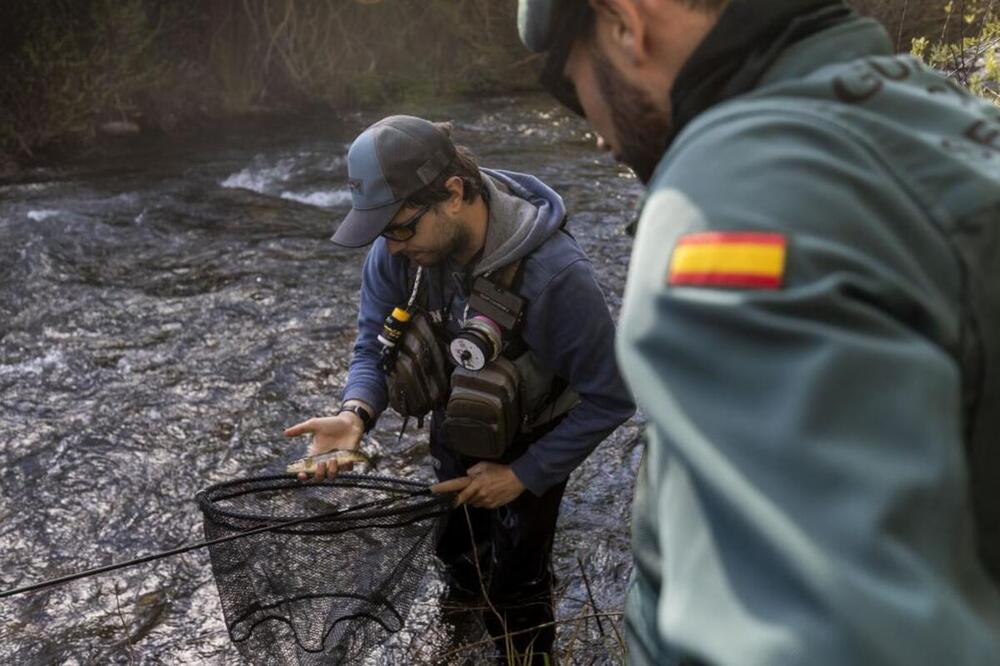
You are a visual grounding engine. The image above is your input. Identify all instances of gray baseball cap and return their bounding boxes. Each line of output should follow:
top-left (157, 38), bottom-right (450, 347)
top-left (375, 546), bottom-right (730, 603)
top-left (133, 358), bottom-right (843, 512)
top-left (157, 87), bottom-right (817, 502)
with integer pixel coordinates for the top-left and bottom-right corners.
top-left (518, 0), bottom-right (593, 51)
top-left (331, 115), bottom-right (456, 247)
top-left (518, 0), bottom-right (563, 52)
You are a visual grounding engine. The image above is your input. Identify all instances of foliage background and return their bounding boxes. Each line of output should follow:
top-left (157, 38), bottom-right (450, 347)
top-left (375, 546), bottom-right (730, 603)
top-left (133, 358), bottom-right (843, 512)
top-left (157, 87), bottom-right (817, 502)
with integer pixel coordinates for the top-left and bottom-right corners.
top-left (0, 0), bottom-right (997, 165)
top-left (0, 0), bottom-right (530, 163)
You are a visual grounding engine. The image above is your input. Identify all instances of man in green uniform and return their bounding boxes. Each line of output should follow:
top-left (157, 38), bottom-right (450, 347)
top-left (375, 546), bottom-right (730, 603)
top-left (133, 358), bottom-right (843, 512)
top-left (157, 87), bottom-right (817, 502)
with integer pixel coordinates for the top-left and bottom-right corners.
top-left (519, 1), bottom-right (1000, 664)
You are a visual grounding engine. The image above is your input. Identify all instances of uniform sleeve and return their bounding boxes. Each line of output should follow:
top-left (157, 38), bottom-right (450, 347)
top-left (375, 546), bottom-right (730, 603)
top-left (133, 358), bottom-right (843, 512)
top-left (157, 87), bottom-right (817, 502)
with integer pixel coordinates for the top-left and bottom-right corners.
top-left (621, 110), bottom-right (1000, 664)
top-left (510, 256), bottom-right (636, 496)
top-left (341, 240), bottom-right (408, 415)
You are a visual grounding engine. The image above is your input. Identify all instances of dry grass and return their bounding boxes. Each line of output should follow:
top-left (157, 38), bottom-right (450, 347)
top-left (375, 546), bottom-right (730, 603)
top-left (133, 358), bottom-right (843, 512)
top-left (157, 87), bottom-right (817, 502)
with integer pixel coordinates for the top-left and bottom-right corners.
top-left (420, 511), bottom-right (627, 665)
top-left (200, 0), bottom-right (529, 111)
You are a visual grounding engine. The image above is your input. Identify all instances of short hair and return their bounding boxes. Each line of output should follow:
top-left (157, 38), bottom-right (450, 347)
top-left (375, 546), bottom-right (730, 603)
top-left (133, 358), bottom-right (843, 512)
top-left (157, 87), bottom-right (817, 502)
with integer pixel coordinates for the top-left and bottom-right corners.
top-left (403, 122), bottom-right (485, 207)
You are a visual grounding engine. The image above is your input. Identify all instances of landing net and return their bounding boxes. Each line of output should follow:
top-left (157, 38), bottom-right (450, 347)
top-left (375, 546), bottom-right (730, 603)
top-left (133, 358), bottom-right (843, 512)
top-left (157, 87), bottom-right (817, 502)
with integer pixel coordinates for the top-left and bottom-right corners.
top-left (196, 474), bottom-right (450, 665)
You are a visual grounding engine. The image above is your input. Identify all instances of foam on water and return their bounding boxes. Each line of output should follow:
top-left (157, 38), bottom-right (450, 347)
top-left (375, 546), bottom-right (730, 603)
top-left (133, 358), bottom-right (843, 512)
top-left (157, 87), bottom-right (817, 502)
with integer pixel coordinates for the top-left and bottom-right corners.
top-left (279, 189), bottom-right (351, 208)
top-left (220, 156), bottom-right (298, 193)
top-left (27, 209), bottom-right (61, 221)
top-left (220, 152), bottom-right (346, 199)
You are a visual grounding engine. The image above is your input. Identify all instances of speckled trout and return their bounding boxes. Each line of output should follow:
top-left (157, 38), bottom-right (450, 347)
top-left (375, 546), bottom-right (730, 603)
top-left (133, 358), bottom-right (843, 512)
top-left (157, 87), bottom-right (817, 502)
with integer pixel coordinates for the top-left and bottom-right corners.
top-left (286, 449), bottom-right (372, 475)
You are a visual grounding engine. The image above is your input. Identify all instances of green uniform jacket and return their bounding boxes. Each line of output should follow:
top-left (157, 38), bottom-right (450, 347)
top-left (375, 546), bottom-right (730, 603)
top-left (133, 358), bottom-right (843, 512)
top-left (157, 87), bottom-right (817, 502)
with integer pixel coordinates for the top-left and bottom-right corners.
top-left (621, 16), bottom-right (1000, 665)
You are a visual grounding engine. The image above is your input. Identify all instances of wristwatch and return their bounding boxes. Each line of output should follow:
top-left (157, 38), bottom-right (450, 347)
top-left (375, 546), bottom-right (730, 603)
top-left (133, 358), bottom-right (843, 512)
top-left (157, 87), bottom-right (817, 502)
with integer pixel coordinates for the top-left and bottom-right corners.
top-left (338, 404), bottom-right (373, 433)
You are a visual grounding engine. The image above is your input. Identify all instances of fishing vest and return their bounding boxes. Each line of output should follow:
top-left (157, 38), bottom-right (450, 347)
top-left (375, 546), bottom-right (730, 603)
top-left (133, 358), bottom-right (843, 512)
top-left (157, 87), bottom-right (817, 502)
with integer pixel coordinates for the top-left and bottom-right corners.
top-left (386, 257), bottom-right (578, 459)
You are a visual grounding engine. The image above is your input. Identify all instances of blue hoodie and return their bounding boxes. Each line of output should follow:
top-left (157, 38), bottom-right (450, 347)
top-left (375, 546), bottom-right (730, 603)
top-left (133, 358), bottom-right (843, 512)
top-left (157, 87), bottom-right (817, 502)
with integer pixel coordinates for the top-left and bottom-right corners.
top-left (342, 168), bottom-right (635, 495)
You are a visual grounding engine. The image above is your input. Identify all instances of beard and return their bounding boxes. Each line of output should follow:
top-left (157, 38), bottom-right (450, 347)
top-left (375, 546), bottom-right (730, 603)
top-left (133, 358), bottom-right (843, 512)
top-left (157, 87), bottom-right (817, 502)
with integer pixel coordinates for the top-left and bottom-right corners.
top-left (591, 47), bottom-right (673, 185)
top-left (407, 212), bottom-right (469, 267)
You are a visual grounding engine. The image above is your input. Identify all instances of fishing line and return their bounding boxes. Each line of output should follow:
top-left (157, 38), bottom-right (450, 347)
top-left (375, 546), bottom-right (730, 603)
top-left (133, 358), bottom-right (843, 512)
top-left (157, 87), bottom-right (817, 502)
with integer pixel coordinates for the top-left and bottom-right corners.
top-left (0, 484), bottom-right (431, 601)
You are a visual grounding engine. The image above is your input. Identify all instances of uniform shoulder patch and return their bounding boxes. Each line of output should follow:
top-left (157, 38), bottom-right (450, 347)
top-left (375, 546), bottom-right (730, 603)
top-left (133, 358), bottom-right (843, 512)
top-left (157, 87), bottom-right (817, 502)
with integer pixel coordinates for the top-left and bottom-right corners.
top-left (667, 231), bottom-right (787, 290)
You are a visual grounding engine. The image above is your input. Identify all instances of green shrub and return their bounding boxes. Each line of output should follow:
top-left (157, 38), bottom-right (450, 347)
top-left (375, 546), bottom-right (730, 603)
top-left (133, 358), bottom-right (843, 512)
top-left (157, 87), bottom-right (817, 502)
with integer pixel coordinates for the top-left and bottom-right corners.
top-left (0, 0), bottom-right (530, 158)
top-left (910, 2), bottom-right (999, 103)
top-left (0, 0), bottom-right (161, 156)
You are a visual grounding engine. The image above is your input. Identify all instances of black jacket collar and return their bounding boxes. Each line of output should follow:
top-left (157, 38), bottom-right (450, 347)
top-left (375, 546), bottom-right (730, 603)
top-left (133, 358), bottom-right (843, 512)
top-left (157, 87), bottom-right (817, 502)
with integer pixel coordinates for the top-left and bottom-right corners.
top-left (669, 0), bottom-right (855, 143)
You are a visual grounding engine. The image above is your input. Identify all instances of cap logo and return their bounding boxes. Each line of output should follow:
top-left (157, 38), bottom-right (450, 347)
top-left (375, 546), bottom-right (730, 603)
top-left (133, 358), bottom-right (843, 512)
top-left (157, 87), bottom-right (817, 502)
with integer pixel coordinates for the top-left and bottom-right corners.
top-left (348, 178), bottom-right (364, 195)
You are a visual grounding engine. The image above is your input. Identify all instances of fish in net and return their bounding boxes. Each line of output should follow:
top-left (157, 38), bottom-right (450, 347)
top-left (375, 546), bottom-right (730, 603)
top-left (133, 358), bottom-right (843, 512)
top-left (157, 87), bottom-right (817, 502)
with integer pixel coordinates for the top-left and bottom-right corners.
top-left (196, 474), bottom-right (451, 665)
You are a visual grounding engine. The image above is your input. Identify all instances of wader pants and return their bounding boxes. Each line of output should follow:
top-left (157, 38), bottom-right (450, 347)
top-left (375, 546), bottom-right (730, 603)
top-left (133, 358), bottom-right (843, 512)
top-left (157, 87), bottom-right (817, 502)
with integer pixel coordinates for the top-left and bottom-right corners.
top-left (430, 413), bottom-right (566, 664)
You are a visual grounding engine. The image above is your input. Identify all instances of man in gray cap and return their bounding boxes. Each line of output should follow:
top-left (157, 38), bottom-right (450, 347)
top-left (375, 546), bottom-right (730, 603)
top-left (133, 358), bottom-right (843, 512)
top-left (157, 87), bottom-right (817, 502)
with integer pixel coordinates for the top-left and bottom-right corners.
top-left (286, 114), bottom-right (635, 663)
top-left (518, 1), bottom-right (1000, 665)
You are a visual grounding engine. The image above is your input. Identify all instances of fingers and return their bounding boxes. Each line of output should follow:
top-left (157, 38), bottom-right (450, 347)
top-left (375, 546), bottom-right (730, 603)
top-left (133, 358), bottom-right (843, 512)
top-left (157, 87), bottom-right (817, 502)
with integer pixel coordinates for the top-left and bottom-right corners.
top-left (284, 419), bottom-right (315, 438)
top-left (429, 476), bottom-right (512, 509)
top-left (467, 461), bottom-right (502, 477)
top-left (313, 459), bottom-right (340, 482)
top-left (430, 476), bottom-right (492, 507)
top-left (456, 482), bottom-right (479, 507)
top-left (430, 477), bottom-right (473, 495)
top-left (297, 460), bottom-right (354, 484)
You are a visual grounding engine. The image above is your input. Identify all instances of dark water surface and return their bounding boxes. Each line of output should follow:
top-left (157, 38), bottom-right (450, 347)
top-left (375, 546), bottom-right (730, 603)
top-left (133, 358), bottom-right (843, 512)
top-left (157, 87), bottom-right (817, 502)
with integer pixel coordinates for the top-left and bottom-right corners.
top-left (0, 93), bottom-right (644, 664)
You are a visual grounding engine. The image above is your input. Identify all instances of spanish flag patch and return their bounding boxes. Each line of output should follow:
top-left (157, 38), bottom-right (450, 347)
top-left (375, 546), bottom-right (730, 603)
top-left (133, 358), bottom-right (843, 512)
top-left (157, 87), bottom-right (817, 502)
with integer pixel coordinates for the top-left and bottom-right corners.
top-left (667, 232), bottom-right (787, 290)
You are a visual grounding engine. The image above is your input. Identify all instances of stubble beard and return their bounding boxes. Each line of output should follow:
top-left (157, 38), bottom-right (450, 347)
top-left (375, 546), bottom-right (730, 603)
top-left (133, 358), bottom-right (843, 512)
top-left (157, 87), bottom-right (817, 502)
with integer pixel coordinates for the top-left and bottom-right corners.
top-left (412, 213), bottom-right (469, 267)
top-left (591, 47), bottom-right (673, 185)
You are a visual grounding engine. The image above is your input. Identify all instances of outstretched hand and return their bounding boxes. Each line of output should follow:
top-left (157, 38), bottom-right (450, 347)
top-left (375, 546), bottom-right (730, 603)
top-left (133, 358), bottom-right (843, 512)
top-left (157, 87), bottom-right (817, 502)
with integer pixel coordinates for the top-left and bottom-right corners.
top-left (284, 414), bottom-right (364, 482)
top-left (431, 462), bottom-right (526, 509)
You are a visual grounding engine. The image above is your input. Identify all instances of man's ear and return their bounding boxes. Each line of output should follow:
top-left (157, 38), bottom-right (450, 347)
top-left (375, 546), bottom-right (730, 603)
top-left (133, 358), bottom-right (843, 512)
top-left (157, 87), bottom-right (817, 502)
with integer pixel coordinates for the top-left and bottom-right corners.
top-left (444, 176), bottom-right (465, 210)
top-left (591, 0), bottom-right (648, 66)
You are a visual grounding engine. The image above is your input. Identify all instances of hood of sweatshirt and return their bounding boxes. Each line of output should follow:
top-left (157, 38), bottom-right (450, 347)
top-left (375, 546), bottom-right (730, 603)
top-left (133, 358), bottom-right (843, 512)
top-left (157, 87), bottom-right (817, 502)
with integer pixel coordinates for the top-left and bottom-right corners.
top-left (473, 167), bottom-right (567, 277)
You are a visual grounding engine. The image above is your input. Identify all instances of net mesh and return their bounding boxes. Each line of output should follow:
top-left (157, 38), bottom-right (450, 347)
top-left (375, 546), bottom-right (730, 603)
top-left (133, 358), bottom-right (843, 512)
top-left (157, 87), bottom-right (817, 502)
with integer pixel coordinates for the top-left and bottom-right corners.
top-left (196, 474), bottom-right (450, 665)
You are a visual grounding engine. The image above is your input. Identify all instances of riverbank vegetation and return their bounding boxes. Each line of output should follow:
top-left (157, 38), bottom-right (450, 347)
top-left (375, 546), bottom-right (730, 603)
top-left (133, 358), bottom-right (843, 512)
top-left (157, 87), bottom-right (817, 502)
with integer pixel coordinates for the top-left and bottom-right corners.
top-left (907, 1), bottom-right (1000, 101)
top-left (0, 0), bottom-right (530, 166)
top-left (0, 0), bottom-right (997, 168)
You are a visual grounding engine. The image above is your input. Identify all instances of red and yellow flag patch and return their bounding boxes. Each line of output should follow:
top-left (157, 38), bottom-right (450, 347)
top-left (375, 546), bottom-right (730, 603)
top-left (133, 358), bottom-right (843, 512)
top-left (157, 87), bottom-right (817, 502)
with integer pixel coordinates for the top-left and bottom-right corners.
top-left (667, 232), bottom-right (787, 290)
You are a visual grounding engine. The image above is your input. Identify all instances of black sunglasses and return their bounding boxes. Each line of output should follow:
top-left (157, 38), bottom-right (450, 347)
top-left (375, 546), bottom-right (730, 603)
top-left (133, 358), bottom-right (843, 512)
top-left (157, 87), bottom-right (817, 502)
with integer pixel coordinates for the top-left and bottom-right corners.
top-left (381, 205), bottom-right (431, 242)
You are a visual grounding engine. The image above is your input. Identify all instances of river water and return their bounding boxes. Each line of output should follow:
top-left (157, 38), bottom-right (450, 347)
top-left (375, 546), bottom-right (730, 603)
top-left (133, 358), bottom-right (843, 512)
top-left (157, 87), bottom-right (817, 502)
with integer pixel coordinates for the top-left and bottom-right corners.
top-left (0, 93), bottom-right (645, 664)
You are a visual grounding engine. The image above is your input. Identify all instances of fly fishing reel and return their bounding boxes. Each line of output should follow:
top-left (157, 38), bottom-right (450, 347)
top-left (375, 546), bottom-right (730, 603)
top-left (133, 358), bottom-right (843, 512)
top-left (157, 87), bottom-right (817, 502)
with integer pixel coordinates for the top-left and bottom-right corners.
top-left (449, 315), bottom-right (502, 371)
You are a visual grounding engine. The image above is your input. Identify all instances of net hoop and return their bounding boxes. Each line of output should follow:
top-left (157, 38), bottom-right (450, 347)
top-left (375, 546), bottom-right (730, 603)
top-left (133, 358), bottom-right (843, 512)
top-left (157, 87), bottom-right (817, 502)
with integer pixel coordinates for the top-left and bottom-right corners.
top-left (196, 474), bottom-right (446, 535)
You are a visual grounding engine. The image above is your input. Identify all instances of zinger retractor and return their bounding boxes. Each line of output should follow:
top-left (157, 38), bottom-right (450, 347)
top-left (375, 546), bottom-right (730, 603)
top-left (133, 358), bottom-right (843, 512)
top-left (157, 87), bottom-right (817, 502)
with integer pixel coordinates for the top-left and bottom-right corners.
top-left (378, 307), bottom-right (411, 372)
top-left (378, 307), bottom-right (411, 373)
top-left (378, 268), bottom-right (423, 374)
top-left (449, 314), bottom-right (502, 371)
